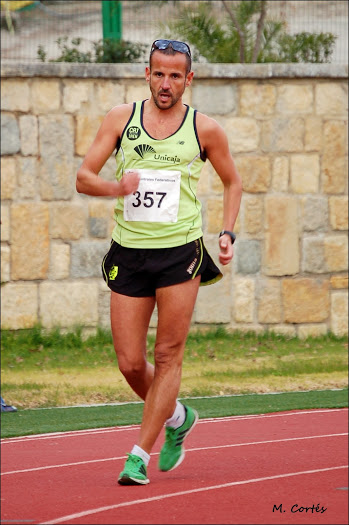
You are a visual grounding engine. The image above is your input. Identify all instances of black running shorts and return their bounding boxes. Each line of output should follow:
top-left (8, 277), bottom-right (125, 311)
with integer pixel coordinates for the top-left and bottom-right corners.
top-left (102, 238), bottom-right (222, 297)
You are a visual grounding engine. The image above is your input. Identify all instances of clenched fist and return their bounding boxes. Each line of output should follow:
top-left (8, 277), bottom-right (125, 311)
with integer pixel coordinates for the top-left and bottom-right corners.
top-left (118, 170), bottom-right (140, 196)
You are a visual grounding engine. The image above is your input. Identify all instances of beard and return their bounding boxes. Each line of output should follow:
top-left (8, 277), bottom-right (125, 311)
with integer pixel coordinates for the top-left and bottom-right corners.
top-left (149, 83), bottom-right (185, 110)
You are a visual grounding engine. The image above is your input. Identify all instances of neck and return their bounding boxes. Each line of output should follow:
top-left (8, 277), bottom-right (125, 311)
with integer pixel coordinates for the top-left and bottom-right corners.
top-left (146, 98), bottom-right (186, 119)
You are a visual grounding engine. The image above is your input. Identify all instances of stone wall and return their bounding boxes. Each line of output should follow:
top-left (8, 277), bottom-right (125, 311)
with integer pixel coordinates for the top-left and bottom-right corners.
top-left (1, 62), bottom-right (348, 337)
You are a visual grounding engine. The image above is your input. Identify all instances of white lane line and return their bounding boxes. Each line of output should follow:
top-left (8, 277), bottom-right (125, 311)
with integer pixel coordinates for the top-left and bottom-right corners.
top-left (2, 433), bottom-right (347, 476)
top-left (40, 465), bottom-right (348, 525)
top-left (2, 408), bottom-right (347, 444)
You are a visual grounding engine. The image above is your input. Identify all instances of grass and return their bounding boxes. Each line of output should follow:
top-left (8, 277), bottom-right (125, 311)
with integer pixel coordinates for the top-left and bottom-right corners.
top-left (1, 389), bottom-right (348, 439)
top-left (1, 325), bottom-right (348, 409)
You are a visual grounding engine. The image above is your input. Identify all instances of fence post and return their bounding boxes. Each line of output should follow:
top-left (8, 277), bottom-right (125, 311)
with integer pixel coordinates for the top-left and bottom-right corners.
top-left (101, 0), bottom-right (122, 41)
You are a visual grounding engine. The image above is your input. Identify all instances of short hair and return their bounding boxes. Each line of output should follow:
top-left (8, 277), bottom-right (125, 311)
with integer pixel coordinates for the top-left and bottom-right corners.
top-left (149, 44), bottom-right (192, 75)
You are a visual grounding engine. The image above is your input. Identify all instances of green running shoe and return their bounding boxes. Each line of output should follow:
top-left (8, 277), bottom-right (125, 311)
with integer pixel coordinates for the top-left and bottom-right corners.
top-left (118, 453), bottom-right (149, 485)
top-left (158, 404), bottom-right (198, 472)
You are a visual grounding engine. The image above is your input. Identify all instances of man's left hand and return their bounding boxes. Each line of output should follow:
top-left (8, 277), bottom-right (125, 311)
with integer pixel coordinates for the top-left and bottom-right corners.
top-left (218, 234), bottom-right (234, 265)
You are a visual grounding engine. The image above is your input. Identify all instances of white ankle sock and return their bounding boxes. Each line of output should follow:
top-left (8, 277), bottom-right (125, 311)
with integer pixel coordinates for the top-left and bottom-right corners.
top-left (131, 445), bottom-right (150, 466)
top-left (165, 400), bottom-right (186, 429)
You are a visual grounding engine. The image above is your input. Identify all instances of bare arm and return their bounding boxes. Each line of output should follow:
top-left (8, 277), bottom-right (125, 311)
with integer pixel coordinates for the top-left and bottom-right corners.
top-left (197, 113), bottom-right (242, 265)
top-left (76, 104), bottom-right (140, 197)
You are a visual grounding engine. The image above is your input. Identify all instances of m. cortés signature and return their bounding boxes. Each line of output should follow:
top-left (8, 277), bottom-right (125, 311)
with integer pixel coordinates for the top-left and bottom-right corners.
top-left (273, 503), bottom-right (327, 514)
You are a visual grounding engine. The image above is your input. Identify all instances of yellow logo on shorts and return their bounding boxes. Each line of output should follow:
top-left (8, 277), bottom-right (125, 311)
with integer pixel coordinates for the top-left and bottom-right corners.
top-left (109, 265), bottom-right (118, 280)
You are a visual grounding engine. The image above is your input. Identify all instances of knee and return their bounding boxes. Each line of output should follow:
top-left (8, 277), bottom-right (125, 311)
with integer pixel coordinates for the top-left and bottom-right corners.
top-left (117, 355), bottom-right (147, 381)
top-left (154, 341), bottom-right (183, 371)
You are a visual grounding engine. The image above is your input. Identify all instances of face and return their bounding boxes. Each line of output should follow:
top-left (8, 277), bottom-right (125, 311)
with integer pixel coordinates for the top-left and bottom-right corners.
top-left (146, 50), bottom-right (194, 110)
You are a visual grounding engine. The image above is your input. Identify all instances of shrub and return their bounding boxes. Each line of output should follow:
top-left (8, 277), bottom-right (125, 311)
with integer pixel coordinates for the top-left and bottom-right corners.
top-left (160, 0), bottom-right (337, 64)
top-left (37, 36), bottom-right (147, 63)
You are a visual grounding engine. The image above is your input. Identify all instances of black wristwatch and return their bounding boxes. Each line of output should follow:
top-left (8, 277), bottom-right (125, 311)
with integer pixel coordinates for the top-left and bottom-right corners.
top-left (219, 230), bottom-right (236, 244)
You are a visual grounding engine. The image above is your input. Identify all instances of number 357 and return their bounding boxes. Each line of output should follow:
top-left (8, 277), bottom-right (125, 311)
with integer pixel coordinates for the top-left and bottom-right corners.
top-left (131, 191), bottom-right (167, 208)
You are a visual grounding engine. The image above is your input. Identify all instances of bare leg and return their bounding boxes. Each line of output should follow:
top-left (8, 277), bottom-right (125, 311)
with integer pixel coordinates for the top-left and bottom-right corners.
top-left (110, 291), bottom-right (156, 400)
top-left (137, 276), bottom-right (200, 453)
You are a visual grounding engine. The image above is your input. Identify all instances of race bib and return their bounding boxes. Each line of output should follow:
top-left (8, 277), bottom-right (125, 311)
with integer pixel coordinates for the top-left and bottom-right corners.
top-left (123, 169), bottom-right (181, 223)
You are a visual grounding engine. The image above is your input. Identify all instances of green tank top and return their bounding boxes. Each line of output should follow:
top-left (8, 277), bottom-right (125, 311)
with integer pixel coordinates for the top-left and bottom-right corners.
top-left (112, 100), bottom-right (206, 248)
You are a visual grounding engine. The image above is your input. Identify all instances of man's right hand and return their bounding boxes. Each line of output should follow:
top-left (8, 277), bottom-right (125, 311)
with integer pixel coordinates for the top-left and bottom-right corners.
top-left (118, 170), bottom-right (140, 196)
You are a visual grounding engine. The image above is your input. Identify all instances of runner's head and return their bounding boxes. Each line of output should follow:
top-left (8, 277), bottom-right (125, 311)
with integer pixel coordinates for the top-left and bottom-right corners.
top-left (150, 39), bottom-right (192, 75)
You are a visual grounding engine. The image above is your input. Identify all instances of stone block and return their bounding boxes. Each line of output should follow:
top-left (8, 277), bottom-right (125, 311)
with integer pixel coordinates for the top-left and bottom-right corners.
top-left (322, 120), bottom-right (348, 194)
top-left (71, 240), bottom-right (110, 278)
top-left (11, 203), bottom-right (49, 280)
top-left (75, 115), bottom-right (104, 156)
top-left (0, 157), bottom-right (17, 200)
top-left (1, 282), bottom-right (38, 329)
top-left (89, 217), bottom-right (109, 238)
top-left (40, 280), bottom-right (99, 328)
top-left (1, 113), bottom-right (20, 155)
top-left (98, 280), bottom-right (111, 329)
top-left (39, 115), bottom-right (75, 200)
top-left (271, 157), bottom-right (289, 192)
top-left (243, 195), bottom-right (263, 234)
top-left (297, 324), bottom-right (328, 339)
top-left (261, 118), bottom-right (304, 152)
top-left (290, 154), bottom-right (320, 193)
top-left (282, 278), bottom-right (329, 323)
top-left (17, 157), bottom-right (39, 199)
top-left (267, 325), bottom-right (296, 337)
top-left (195, 235), bottom-right (231, 323)
top-left (302, 236), bottom-right (326, 273)
top-left (96, 80), bottom-right (126, 112)
top-left (1, 79), bottom-right (30, 111)
top-left (192, 82), bottom-right (237, 115)
top-left (126, 82), bottom-right (152, 104)
top-left (19, 115), bottom-right (38, 156)
top-left (236, 239), bottom-right (261, 274)
top-left (331, 291), bottom-right (348, 336)
top-left (234, 277), bottom-right (255, 323)
top-left (50, 242), bottom-right (70, 280)
top-left (330, 275), bottom-right (348, 289)
top-left (277, 84), bottom-right (313, 114)
top-left (88, 199), bottom-right (114, 238)
top-left (324, 235), bottom-right (348, 272)
top-left (206, 198), bottom-right (223, 233)
top-left (31, 79), bottom-right (60, 113)
top-left (1, 245), bottom-right (10, 282)
top-left (240, 83), bottom-right (276, 116)
top-left (63, 79), bottom-right (93, 113)
top-left (316, 83), bottom-right (348, 116)
top-left (0, 204), bottom-right (10, 241)
top-left (301, 196), bottom-right (328, 232)
top-left (225, 118), bottom-right (259, 152)
top-left (196, 273), bottom-right (231, 324)
top-left (257, 279), bottom-right (282, 324)
top-left (235, 156), bottom-right (270, 193)
top-left (305, 117), bottom-right (322, 152)
top-left (264, 195), bottom-right (299, 276)
top-left (50, 202), bottom-right (86, 240)
top-left (329, 196), bottom-right (348, 230)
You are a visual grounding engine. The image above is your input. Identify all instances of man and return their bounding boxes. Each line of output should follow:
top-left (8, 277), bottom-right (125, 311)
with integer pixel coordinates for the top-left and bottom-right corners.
top-left (76, 39), bottom-right (242, 485)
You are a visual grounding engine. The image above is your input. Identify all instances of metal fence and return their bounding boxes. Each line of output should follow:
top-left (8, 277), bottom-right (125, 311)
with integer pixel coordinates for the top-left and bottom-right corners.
top-left (1, 0), bottom-right (348, 64)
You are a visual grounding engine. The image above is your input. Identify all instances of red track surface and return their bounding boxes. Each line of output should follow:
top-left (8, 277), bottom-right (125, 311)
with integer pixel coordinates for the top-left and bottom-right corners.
top-left (1, 408), bottom-right (348, 524)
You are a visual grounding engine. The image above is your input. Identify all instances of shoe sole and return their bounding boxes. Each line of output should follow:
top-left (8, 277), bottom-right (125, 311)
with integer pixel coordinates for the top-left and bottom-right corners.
top-left (118, 475), bottom-right (150, 486)
top-left (163, 408), bottom-right (199, 472)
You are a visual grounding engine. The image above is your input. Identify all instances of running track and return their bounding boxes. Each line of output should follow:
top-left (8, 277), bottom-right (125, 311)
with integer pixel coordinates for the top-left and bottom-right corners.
top-left (1, 408), bottom-right (348, 524)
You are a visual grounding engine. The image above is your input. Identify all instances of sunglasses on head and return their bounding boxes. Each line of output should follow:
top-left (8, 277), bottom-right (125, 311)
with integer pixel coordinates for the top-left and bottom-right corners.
top-left (150, 39), bottom-right (191, 57)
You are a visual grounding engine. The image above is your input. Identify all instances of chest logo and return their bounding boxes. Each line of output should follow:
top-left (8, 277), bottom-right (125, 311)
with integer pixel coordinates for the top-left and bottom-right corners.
top-left (127, 126), bottom-right (141, 140)
top-left (134, 144), bottom-right (156, 158)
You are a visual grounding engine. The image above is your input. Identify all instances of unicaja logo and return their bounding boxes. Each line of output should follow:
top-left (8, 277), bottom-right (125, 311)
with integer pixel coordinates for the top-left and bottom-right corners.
top-left (134, 144), bottom-right (156, 159)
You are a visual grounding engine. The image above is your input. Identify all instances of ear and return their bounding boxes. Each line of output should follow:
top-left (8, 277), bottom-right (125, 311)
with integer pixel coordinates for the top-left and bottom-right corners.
top-left (186, 71), bottom-right (194, 87)
top-left (145, 66), bottom-right (150, 83)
